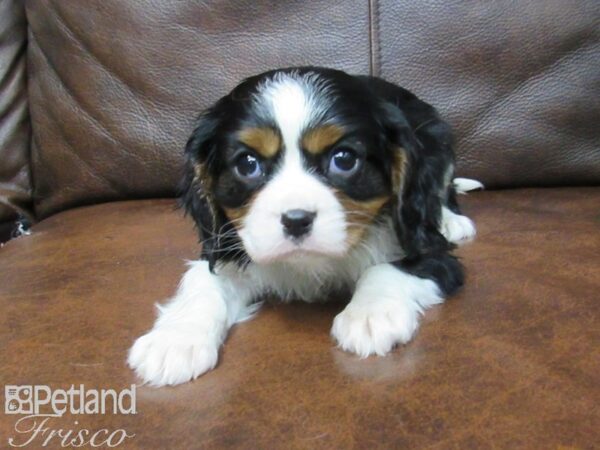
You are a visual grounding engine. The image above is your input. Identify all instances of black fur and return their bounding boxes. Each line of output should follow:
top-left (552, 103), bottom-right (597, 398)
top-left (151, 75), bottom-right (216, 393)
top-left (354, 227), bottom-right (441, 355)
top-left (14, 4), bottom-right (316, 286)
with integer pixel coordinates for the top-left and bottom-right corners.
top-left (179, 104), bottom-right (249, 270)
top-left (361, 76), bottom-right (456, 258)
top-left (359, 75), bottom-right (464, 291)
top-left (394, 253), bottom-right (464, 296)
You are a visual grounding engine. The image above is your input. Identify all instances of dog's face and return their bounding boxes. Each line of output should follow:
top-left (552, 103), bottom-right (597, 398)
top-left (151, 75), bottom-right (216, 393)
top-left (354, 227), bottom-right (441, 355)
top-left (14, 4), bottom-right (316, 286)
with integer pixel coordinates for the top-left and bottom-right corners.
top-left (182, 68), bottom-right (413, 267)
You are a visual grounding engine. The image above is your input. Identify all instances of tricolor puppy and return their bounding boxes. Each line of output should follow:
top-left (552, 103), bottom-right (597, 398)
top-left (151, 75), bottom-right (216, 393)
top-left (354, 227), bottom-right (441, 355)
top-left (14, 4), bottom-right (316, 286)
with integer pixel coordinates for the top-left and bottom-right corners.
top-left (128, 67), bottom-right (481, 386)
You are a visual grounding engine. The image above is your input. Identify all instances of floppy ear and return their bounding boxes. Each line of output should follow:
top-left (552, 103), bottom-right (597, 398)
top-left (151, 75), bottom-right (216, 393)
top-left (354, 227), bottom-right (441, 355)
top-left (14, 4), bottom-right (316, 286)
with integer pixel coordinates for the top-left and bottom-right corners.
top-left (381, 102), bottom-right (453, 258)
top-left (179, 109), bottom-right (227, 270)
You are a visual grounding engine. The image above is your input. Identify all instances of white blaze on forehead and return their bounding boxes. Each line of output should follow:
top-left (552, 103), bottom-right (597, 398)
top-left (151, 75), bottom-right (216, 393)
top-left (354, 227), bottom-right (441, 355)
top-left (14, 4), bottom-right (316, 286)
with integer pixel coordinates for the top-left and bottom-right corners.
top-left (239, 73), bottom-right (347, 263)
top-left (256, 72), bottom-right (331, 166)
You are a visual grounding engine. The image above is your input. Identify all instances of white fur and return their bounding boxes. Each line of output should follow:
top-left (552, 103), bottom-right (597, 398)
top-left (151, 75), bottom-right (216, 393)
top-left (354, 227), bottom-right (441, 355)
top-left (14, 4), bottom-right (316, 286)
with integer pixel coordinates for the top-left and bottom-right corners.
top-left (240, 73), bottom-right (349, 263)
top-left (440, 206), bottom-right (477, 244)
top-left (439, 177), bottom-right (481, 244)
top-left (236, 218), bottom-right (403, 302)
top-left (128, 261), bottom-right (254, 386)
top-left (129, 221), bottom-right (403, 386)
top-left (239, 162), bottom-right (349, 263)
top-left (453, 177), bottom-right (484, 194)
top-left (331, 263), bottom-right (442, 357)
top-left (255, 71), bottom-right (332, 143)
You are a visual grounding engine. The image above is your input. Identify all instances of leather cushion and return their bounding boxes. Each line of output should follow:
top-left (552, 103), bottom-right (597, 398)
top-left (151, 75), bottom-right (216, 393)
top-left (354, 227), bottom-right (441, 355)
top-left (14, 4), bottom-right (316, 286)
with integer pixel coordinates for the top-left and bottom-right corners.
top-left (1, 188), bottom-right (598, 448)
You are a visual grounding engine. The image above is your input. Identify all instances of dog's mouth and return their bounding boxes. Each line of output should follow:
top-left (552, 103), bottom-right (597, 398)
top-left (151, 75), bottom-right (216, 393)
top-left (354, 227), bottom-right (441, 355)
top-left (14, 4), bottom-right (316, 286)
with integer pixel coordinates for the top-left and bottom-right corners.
top-left (246, 239), bottom-right (348, 265)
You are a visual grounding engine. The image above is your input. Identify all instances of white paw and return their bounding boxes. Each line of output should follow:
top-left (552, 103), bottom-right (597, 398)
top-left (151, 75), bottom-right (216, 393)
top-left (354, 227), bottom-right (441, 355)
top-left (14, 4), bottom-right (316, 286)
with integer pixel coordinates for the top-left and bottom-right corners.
top-left (331, 297), bottom-right (420, 358)
top-left (441, 207), bottom-right (476, 244)
top-left (128, 326), bottom-right (219, 386)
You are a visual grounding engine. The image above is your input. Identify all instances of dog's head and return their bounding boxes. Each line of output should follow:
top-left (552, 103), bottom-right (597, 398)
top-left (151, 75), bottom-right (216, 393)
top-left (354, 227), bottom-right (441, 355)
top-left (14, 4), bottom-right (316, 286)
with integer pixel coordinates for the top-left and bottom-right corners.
top-left (181, 67), bottom-right (420, 269)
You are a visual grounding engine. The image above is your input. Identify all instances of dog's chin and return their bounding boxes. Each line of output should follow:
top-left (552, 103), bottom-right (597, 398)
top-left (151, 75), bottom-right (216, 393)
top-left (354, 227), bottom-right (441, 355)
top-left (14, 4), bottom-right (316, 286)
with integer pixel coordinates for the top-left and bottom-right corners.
top-left (244, 240), bottom-right (350, 266)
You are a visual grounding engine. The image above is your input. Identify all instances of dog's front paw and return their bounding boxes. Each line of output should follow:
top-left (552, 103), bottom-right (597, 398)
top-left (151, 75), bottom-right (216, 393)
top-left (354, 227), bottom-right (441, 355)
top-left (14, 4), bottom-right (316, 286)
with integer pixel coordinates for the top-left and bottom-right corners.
top-left (331, 298), bottom-right (419, 358)
top-left (128, 327), bottom-right (219, 386)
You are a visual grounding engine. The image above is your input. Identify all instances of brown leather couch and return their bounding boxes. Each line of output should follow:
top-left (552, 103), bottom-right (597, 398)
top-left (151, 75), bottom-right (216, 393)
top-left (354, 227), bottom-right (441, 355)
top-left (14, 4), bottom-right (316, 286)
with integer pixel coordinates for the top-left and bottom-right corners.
top-left (1, 1), bottom-right (599, 448)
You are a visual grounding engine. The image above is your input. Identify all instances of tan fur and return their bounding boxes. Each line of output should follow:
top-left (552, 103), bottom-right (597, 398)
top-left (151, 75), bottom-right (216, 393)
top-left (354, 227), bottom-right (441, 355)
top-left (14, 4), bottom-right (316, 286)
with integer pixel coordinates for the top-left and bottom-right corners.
top-left (222, 145), bottom-right (405, 247)
top-left (222, 205), bottom-right (247, 225)
top-left (392, 148), bottom-right (407, 195)
top-left (193, 162), bottom-right (217, 232)
top-left (238, 127), bottom-right (280, 158)
top-left (302, 125), bottom-right (345, 154)
top-left (335, 191), bottom-right (391, 247)
top-left (222, 193), bottom-right (258, 228)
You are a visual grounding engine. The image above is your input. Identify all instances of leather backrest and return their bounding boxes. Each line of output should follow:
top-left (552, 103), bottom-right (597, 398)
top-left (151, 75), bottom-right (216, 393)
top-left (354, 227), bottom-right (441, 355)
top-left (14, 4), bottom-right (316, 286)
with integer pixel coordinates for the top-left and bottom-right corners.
top-left (0, 0), bottom-right (31, 225)
top-left (376, 0), bottom-right (600, 188)
top-left (25, 0), bottom-right (600, 219)
top-left (26, 0), bottom-right (371, 218)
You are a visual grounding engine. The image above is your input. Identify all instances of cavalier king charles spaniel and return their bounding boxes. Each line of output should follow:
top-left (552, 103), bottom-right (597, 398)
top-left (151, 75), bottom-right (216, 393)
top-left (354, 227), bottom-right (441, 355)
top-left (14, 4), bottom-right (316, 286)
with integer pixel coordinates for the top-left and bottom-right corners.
top-left (128, 67), bottom-right (481, 386)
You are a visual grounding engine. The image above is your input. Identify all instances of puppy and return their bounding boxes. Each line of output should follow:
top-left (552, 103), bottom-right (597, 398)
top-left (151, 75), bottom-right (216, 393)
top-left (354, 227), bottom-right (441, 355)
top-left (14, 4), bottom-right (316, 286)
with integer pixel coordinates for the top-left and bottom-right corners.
top-left (128, 67), bottom-right (481, 386)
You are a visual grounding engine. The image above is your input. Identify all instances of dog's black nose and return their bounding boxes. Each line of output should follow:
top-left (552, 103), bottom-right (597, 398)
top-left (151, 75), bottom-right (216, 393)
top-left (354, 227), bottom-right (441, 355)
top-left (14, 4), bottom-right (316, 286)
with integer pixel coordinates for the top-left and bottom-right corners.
top-left (281, 209), bottom-right (316, 239)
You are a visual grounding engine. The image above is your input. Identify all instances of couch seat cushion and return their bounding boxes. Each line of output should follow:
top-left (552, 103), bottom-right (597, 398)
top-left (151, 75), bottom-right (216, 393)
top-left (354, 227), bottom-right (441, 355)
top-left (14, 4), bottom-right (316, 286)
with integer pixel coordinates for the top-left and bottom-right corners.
top-left (1, 188), bottom-right (598, 449)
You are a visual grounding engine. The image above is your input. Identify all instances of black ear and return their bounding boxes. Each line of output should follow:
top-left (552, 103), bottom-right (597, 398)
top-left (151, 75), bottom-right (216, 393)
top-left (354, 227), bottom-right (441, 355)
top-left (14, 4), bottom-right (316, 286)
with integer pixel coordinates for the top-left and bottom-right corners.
top-left (381, 102), bottom-right (453, 258)
top-left (179, 108), bottom-right (226, 270)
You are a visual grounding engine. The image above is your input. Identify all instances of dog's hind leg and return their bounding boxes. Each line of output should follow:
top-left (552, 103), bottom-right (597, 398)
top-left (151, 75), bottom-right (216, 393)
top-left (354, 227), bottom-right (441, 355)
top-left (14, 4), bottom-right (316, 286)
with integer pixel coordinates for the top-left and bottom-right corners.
top-left (439, 178), bottom-right (483, 245)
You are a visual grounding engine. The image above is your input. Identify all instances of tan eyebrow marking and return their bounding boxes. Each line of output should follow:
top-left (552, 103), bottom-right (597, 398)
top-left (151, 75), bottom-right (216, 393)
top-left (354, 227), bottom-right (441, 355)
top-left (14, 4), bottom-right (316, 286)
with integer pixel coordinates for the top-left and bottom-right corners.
top-left (302, 125), bottom-right (345, 154)
top-left (238, 127), bottom-right (281, 158)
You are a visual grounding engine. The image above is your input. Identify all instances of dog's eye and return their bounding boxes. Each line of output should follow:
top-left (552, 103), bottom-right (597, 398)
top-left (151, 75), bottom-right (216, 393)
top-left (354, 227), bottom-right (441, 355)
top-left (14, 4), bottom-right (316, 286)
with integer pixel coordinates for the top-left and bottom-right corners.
top-left (234, 153), bottom-right (263, 180)
top-left (328, 149), bottom-right (360, 177)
